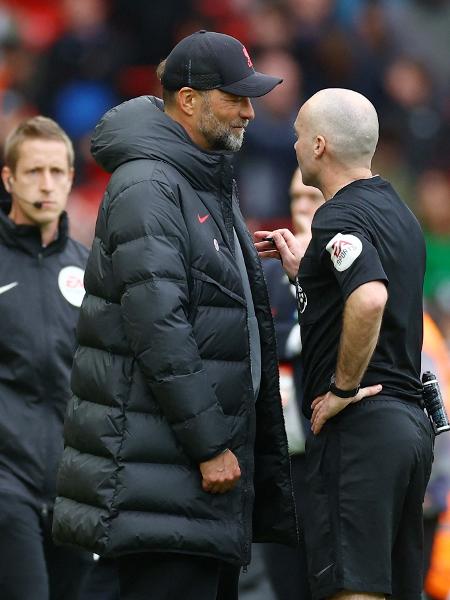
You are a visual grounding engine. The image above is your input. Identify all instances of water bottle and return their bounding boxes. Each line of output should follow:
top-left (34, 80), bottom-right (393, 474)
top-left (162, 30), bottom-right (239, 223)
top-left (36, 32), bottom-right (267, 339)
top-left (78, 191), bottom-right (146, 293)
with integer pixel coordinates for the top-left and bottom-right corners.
top-left (422, 371), bottom-right (450, 434)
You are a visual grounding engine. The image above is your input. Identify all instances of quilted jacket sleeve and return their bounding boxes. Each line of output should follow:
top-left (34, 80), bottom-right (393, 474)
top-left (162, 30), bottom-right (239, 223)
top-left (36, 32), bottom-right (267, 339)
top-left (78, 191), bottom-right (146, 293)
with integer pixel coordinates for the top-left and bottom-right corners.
top-left (106, 175), bottom-right (231, 463)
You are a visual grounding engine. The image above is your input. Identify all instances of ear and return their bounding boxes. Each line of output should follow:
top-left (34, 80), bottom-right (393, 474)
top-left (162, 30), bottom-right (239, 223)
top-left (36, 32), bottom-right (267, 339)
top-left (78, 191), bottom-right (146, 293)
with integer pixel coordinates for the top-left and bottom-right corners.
top-left (313, 135), bottom-right (326, 159)
top-left (67, 167), bottom-right (75, 192)
top-left (1, 166), bottom-right (13, 193)
top-left (177, 87), bottom-right (199, 117)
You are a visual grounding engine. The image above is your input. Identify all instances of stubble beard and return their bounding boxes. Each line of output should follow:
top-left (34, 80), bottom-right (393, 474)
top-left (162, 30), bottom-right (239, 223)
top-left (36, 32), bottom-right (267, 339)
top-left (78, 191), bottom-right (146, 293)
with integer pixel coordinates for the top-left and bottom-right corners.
top-left (198, 95), bottom-right (248, 152)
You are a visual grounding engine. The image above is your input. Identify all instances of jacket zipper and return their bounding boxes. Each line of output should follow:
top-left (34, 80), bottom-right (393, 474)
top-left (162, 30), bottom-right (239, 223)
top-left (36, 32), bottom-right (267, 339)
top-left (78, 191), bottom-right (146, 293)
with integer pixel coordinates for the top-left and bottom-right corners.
top-left (37, 250), bottom-right (54, 506)
top-left (231, 182), bottom-right (254, 567)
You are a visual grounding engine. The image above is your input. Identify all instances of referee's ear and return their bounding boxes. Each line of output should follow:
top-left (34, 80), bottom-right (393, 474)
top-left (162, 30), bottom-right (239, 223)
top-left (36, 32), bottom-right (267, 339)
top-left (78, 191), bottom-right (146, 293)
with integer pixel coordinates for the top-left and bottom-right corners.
top-left (313, 135), bottom-right (326, 158)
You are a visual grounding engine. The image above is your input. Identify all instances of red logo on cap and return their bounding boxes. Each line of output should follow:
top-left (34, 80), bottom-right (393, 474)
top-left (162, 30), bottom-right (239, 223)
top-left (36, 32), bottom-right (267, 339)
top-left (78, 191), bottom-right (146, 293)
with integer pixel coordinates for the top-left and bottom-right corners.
top-left (242, 46), bottom-right (253, 68)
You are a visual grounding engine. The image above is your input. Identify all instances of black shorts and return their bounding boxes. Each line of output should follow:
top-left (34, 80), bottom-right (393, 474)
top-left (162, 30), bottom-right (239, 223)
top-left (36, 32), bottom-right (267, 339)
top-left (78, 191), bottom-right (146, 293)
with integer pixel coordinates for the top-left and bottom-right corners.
top-left (302, 396), bottom-right (434, 600)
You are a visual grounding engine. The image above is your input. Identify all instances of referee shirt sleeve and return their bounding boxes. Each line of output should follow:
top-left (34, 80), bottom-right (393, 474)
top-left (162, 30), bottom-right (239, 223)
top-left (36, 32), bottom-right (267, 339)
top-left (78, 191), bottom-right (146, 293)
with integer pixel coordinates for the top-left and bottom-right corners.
top-left (313, 202), bottom-right (389, 301)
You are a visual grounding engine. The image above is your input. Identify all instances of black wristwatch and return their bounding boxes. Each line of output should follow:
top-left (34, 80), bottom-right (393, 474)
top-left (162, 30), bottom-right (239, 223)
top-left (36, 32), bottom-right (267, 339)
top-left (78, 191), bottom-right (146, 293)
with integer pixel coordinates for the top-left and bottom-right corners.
top-left (329, 375), bottom-right (360, 399)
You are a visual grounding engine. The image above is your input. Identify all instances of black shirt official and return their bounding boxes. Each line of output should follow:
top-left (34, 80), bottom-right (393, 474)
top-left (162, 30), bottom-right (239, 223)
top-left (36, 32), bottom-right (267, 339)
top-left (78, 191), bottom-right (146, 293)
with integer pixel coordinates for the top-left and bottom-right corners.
top-left (298, 175), bottom-right (425, 417)
top-left (255, 88), bottom-right (434, 600)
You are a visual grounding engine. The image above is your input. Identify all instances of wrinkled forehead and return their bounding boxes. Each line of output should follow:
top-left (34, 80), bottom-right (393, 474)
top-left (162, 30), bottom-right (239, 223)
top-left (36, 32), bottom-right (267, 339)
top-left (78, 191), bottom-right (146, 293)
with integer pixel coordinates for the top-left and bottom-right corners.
top-left (16, 138), bottom-right (72, 170)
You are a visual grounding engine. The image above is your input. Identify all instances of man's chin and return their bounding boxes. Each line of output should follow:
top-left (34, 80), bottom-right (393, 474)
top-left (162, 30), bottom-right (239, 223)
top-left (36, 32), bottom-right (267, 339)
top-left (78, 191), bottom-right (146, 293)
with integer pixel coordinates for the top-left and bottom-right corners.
top-left (208, 129), bottom-right (244, 152)
top-left (34, 209), bottom-right (62, 224)
top-left (226, 132), bottom-right (244, 152)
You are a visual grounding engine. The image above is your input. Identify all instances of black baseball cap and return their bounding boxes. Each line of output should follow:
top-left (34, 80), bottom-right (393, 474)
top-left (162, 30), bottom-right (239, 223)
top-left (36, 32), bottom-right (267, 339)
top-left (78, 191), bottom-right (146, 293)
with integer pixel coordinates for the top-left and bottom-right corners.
top-left (161, 30), bottom-right (282, 98)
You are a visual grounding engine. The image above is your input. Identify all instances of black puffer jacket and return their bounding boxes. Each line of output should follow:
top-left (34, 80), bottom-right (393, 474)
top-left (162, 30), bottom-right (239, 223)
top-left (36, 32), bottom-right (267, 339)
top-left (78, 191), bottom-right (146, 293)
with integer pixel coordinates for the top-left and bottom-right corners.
top-left (53, 96), bottom-right (297, 565)
top-left (0, 206), bottom-right (87, 507)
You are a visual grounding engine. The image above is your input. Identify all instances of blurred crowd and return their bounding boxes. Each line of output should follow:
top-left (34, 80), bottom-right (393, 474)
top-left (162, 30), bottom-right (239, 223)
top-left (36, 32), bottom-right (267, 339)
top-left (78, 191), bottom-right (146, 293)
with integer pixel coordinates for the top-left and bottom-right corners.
top-left (0, 0), bottom-right (449, 338)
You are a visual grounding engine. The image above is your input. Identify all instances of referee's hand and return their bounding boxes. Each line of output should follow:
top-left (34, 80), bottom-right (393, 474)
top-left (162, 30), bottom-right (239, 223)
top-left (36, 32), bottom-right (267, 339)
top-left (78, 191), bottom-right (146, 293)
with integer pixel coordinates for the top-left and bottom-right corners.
top-left (254, 229), bottom-right (302, 281)
top-left (310, 384), bottom-right (383, 435)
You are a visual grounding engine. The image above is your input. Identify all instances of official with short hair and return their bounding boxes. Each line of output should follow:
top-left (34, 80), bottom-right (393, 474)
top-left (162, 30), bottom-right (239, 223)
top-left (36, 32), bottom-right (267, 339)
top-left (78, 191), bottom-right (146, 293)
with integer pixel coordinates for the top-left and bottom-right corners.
top-left (256, 88), bottom-right (434, 600)
top-left (0, 116), bottom-right (90, 599)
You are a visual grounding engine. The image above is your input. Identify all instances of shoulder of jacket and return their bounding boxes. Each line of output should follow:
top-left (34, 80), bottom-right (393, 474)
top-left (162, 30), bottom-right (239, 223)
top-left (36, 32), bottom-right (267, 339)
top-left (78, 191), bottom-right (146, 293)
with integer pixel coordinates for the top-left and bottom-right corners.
top-left (107, 159), bottom-right (184, 201)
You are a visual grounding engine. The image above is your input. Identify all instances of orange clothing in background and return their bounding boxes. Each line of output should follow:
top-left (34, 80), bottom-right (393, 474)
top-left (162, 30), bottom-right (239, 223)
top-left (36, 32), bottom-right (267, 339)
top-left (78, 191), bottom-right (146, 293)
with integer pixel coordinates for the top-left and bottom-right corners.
top-left (423, 311), bottom-right (450, 600)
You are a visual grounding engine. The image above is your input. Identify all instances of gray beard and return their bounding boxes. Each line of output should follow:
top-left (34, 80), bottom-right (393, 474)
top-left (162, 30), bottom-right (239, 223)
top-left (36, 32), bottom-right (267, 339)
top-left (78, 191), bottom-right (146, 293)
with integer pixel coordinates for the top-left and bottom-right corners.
top-left (198, 97), bottom-right (246, 152)
top-left (212, 127), bottom-right (245, 152)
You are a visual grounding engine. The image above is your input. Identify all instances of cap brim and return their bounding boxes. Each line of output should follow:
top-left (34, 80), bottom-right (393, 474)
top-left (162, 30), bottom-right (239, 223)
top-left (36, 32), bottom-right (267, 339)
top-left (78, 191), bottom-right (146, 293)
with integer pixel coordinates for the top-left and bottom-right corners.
top-left (219, 72), bottom-right (283, 97)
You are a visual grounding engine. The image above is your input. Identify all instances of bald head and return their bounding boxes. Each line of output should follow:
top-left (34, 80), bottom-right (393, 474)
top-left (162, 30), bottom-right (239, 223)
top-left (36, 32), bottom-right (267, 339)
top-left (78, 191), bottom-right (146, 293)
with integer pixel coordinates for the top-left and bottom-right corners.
top-left (296, 88), bottom-right (379, 168)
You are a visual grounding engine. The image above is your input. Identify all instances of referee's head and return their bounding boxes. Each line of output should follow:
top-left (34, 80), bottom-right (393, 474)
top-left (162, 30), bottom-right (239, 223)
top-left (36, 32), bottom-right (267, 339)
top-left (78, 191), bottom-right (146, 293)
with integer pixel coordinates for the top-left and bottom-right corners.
top-left (293, 88), bottom-right (379, 190)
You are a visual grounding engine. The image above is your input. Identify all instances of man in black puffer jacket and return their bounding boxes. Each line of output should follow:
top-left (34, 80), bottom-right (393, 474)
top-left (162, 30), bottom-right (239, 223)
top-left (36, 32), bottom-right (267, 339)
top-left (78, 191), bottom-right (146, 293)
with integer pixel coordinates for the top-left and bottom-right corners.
top-left (53, 31), bottom-right (297, 600)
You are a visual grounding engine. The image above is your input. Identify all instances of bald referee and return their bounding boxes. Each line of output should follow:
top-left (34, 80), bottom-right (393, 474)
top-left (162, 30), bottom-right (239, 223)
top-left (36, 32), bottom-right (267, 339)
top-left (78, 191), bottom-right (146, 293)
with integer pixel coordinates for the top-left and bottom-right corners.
top-left (255, 88), bottom-right (434, 600)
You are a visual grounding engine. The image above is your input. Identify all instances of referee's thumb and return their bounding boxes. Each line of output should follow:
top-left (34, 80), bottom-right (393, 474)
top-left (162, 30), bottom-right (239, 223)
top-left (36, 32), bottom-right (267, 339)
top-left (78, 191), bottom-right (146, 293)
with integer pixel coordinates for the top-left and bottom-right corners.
top-left (272, 231), bottom-right (296, 262)
top-left (271, 230), bottom-right (287, 249)
top-left (358, 384), bottom-right (383, 401)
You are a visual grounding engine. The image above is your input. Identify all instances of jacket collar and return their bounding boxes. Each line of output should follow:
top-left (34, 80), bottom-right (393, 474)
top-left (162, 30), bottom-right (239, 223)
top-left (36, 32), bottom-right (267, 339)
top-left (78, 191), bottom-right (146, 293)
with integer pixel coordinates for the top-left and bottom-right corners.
top-left (0, 199), bottom-right (69, 256)
top-left (91, 96), bottom-right (235, 194)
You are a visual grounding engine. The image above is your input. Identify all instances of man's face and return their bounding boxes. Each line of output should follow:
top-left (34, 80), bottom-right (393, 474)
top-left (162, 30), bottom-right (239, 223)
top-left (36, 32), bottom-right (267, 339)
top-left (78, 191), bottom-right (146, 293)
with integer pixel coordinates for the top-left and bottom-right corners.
top-left (290, 169), bottom-right (324, 234)
top-left (2, 138), bottom-right (74, 228)
top-left (293, 108), bottom-right (316, 187)
top-left (197, 90), bottom-right (255, 152)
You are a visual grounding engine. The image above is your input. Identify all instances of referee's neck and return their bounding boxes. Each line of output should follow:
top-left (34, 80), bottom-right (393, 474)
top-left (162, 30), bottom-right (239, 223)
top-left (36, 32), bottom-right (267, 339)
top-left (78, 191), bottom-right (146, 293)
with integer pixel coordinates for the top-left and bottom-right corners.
top-left (323, 168), bottom-right (373, 201)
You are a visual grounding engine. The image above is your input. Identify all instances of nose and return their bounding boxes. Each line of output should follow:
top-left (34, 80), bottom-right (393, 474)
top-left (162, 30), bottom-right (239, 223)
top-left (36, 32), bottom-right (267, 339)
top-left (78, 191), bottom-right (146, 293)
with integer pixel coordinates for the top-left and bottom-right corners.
top-left (40, 170), bottom-right (54, 192)
top-left (240, 97), bottom-right (255, 121)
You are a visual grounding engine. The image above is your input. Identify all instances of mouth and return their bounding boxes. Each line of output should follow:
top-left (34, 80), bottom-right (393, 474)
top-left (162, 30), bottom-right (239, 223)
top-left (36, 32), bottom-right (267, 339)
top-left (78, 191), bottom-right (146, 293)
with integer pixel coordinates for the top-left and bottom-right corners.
top-left (231, 121), bottom-right (249, 130)
top-left (36, 201), bottom-right (56, 208)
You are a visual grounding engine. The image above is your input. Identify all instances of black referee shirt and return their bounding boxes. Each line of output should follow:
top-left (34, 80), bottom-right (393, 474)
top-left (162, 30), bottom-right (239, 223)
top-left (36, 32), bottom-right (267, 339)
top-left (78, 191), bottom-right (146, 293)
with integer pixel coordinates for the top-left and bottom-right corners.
top-left (297, 176), bottom-right (425, 418)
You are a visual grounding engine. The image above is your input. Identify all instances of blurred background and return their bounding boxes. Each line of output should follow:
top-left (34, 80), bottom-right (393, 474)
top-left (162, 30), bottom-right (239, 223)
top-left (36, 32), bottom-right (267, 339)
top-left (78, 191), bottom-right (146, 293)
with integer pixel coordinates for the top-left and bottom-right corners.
top-left (0, 0), bottom-right (449, 343)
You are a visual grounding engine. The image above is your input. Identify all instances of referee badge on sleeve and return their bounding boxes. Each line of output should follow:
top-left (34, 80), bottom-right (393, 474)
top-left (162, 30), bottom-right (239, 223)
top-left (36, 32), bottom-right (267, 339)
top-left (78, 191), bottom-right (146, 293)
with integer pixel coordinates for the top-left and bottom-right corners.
top-left (326, 233), bottom-right (362, 272)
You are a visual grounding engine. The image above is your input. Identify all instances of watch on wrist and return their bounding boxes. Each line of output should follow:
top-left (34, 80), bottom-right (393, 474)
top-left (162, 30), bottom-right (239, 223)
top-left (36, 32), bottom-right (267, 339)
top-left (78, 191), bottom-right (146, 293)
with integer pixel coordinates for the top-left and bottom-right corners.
top-left (329, 375), bottom-right (360, 398)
